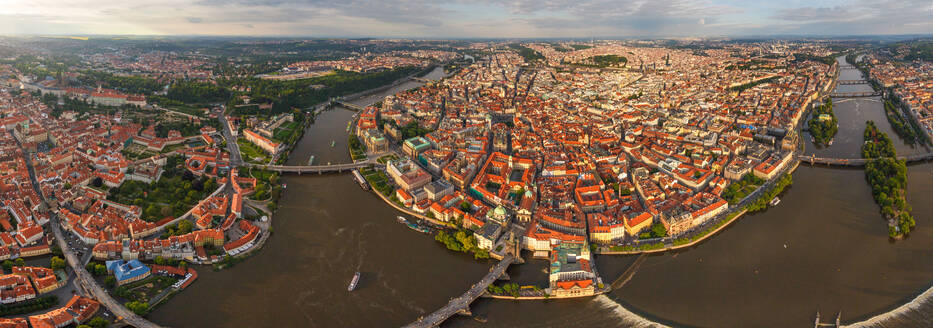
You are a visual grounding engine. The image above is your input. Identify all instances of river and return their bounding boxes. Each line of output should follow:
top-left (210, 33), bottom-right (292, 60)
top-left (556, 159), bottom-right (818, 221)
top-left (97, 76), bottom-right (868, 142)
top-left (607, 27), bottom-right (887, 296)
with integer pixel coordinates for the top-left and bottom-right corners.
top-left (151, 59), bottom-right (933, 327)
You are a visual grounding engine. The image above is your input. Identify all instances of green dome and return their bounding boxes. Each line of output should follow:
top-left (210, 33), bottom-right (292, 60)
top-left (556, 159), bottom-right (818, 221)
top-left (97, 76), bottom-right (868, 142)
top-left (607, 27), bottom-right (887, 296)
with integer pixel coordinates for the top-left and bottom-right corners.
top-left (494, 205), bottom-right (506, 216)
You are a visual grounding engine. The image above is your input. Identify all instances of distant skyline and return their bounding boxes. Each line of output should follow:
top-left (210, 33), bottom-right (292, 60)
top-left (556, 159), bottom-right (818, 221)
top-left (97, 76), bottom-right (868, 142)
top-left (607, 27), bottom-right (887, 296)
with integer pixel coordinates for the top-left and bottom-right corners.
top-left (1, 0), bottom-right (931, 38)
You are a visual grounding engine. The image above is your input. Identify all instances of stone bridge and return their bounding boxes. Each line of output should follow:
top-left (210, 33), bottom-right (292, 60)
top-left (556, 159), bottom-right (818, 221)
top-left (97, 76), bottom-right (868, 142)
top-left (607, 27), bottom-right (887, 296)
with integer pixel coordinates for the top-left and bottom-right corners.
top-left (403, 255), bottom-right (515, 328)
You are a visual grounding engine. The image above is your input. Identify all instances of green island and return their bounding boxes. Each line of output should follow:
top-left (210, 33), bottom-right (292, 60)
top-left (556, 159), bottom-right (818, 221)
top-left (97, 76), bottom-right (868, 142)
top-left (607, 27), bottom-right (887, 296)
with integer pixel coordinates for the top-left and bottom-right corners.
top-left (862, 121), bottom-right (914, 238)
top-left (883, 100), bottom-right (920, 145)
top-left (807, 98), bottom-right (838, 146)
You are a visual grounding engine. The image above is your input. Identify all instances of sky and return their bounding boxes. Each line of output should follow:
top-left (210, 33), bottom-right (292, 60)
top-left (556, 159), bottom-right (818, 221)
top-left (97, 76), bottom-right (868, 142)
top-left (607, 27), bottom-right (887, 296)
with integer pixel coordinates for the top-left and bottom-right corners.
top-left (0, 0), bottom-right (931, 38)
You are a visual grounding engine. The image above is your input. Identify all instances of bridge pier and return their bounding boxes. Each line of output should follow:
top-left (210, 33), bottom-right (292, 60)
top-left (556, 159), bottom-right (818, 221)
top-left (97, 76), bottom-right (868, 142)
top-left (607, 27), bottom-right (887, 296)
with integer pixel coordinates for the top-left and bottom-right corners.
top-left (498, 272), bottom-right (510, 281)
top-left (457, 307), bottom-right (472, 316)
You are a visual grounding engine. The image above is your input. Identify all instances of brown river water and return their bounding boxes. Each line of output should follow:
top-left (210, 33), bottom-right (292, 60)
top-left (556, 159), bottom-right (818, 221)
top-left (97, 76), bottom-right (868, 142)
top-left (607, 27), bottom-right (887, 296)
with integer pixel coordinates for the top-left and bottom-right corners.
top-left (150, 60), bottom-right (933, 327)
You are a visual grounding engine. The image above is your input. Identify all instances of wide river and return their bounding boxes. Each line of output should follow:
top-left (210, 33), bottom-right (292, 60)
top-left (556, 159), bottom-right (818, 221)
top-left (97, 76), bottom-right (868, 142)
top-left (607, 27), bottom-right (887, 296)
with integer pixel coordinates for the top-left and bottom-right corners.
top-left (151, 59), bottom-right (933, 327)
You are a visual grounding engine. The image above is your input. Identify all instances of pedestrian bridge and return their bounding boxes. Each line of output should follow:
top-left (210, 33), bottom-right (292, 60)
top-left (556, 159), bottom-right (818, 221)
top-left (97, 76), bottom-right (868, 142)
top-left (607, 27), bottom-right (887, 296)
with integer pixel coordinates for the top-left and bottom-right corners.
top-left (404, 255), bottom-right (515, 328)
top-left (244, 160), bottom-right (374, 174)
top-left (798, 153), bottom-right (933, 167)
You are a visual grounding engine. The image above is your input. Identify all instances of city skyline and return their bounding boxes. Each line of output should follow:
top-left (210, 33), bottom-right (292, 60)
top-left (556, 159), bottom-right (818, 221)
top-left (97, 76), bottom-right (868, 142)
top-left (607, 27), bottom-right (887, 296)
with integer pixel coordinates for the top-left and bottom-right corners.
top-left (2, 0), bottom-right (932, 38)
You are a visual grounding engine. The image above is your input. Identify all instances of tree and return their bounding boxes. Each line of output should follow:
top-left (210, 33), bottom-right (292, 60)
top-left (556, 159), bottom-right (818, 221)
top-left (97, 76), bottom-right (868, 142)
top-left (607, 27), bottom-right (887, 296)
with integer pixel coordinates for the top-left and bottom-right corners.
top-left (460, 201), bottom-right (471, 212)
top-left (13, 258), bottom-right (25, 267)
top-left (1, 260), bottom-right (12, 271)
top-left (125, 301), bottom-right (149, 315)
top-left (105, 276), bottom-right (117, 288)
top-left (95, 264), bottom-right (108, 276)
top-left (87, 317), bottom-right (110, 328)
top-left (50, 256), bottom-right (66, 270)
top-left (91, 177), bottom-right (103, 188)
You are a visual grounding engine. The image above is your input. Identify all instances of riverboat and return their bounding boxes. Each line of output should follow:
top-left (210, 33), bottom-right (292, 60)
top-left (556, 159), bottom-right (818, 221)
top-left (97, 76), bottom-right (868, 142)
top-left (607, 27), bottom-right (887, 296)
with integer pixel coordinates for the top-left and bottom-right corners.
top-left (331, 140), bottom-right (336, 147)
top-left (769, 197), bottom-right (781, 206)
top-left (307, 155), bottom-right (315, 165)
top-left (348, 272), bottom-right (360, 291)
top-left (351, 169), bottom-right (370, 190)
top-left (406, 221), bottom-right (432, 234)
top-left (396, 215), bottom-right (407, 223)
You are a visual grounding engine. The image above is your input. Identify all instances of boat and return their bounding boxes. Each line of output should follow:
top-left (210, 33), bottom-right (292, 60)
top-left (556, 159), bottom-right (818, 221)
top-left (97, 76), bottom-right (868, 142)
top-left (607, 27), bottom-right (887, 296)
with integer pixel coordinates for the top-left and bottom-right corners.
top-left (351, 169), bottom-right (370, 190)
top-left (406, 221), bottom-right (432, 234)
top-left (769, 196), bottom-right (781, 206)
top-left (396, 216), bottom-right (407, 223)
top-left (331, 140), bottom-right (336, 147)
top-left (307, 155), bottom-right (315, 166)
top-left (282, 183), bottom-right (287, 189)
top-left (348, 272), bottom-right (360, 291)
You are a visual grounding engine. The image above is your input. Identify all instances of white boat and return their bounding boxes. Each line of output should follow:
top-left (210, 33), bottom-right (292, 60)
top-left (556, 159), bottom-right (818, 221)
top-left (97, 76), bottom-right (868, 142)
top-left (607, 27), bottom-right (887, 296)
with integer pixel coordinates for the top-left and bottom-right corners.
top-left (396, 216), bottom-right (407, 223)
top-left (769, 197), bottom-right (781, 206)
top-left (307, 155), bottom-right (315, 166)
top-left (348, 272), bottom-right (360, 291)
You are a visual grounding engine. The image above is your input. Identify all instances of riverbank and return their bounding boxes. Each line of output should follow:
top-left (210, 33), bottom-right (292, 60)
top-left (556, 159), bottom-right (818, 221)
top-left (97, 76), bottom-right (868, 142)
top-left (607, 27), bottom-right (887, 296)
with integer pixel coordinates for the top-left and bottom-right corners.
top-left (599, 160), bottom-right (799, 255)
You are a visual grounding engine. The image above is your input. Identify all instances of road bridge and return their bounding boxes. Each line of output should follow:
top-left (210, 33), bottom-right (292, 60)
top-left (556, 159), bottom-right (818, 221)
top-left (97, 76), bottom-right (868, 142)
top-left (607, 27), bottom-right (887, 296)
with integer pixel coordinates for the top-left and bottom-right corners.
top-left (335, 101), bottom-right (366, 111)
top-left (798, 153), bottom-right (933, 167)
top-left (837, 80), bottom-right (868, 85)
top-left (244, 160), bottom-right (374, 174)
top-left (830, 91), bottom-right (881, 98)
top-left (404, 255), bottom-right (515, 328)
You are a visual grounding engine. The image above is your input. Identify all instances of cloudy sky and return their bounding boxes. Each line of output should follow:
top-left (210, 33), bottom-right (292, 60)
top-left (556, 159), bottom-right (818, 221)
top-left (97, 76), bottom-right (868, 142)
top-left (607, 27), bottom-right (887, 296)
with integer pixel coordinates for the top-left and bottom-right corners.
top-left (1, 0), bottom-right (931, 38)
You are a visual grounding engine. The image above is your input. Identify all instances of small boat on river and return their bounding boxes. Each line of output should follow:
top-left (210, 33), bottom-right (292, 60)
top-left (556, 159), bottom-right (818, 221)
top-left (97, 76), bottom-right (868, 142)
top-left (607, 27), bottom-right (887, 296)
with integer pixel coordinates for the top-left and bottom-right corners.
top-left (769, 197), bottom-right (781, 207)
top-left (348, 272), bottom-right (360, 291)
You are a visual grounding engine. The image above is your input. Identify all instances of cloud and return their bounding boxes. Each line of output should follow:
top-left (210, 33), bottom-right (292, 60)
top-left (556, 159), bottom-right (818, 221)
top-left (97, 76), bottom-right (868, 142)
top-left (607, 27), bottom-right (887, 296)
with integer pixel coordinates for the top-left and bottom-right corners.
top-left (0, 0), bottom-right (930, 37)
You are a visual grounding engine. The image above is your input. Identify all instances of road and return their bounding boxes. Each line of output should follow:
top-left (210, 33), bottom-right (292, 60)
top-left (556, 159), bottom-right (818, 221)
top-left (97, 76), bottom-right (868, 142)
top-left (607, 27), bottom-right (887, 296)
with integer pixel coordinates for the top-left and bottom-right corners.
top-left (219, 109), bottom-right (243, 166)
top-left (18, 138), bottom-right (163, 328)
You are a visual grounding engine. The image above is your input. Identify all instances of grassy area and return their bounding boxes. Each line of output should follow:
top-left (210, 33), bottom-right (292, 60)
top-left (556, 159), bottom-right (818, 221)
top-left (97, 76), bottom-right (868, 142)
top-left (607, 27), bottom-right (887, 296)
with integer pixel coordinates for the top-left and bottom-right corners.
top-left (113, 276), bottom-right (178, 304)
top-left (272, 121), bottom-right (302, 143)
top-left (721, 173), bottom-right (765, 205)
top-left (237, 137), bottom-right (272, 164)
top-left (609, 242), bottom-right (666, 252)
top-left (745, 173), bottom-right (793, 213)
top-left (359, 167), bottom-right (393, 196)
top-left (107, 156), bottom-right (218, 222)
top-left (121, 143), bottom-right (157, 160)
top-left (349, 135), bottom-right (366, 161)
top-left (377, 154), bottom-right (399, 164)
